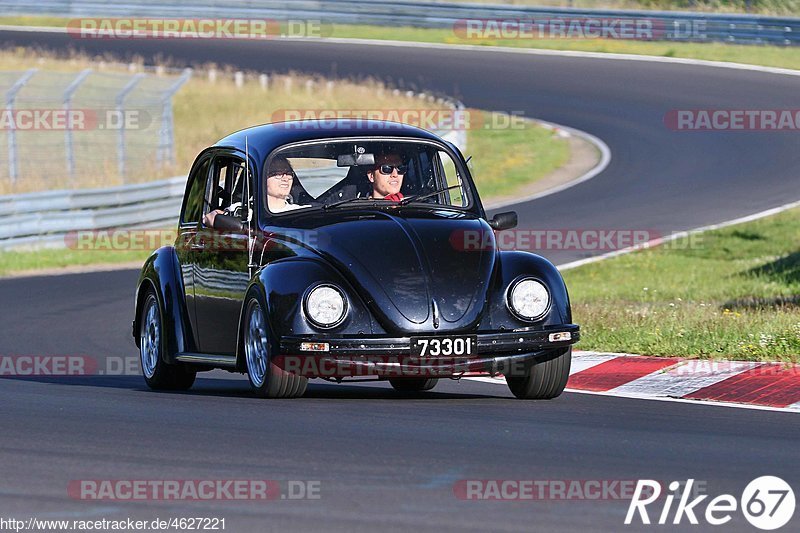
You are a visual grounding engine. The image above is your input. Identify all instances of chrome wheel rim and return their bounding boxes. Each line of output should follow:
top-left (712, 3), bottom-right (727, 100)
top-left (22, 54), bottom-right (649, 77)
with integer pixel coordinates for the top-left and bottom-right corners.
top-left (140, 295), bottom-right (160, 379)
top-left (245, 301), bottom-right (268, 388)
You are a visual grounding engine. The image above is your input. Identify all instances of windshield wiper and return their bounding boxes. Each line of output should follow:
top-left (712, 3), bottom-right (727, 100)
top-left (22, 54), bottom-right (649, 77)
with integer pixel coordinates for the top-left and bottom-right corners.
top-left (399, 185), bottom-right (462, 206)
top-left (322, 196), bottom-right (370, 210)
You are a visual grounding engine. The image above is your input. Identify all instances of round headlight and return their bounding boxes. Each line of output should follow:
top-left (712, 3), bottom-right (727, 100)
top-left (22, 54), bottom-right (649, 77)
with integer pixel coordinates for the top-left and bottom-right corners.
top-left (304, 285), bottom-right (347, 328)
top-left (508, 278), bottom-right (550, 320)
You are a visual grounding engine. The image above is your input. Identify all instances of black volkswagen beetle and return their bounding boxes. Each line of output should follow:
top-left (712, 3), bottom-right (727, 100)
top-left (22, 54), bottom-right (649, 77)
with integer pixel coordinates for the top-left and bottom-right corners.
top-left (133, 120), bottom-right (579, 399)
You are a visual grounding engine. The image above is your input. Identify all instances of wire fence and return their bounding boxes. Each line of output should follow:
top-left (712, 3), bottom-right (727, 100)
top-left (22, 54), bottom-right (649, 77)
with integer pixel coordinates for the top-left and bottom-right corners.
top-left (0, 68), bottom-right (190, 187)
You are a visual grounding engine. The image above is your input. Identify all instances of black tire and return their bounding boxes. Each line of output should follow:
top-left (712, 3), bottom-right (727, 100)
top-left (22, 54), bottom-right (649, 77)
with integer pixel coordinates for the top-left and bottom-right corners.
top-left (243, 297), bottom-right (307, 399)
top-left (505, 347), bottom-right (572, 400)
top-left (389, 378), bottom-right (438, 392)
top-left (138, 290), bottom-right (196, 391)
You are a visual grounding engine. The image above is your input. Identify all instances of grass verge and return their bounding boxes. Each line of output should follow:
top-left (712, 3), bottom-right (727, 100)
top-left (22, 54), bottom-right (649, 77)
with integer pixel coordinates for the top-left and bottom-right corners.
top-left (0, 247), bottom-right (148, 275)
top-left (468, 112), bottom-right (570, 198)
top-left (562, 207), bottom-right (800, 362)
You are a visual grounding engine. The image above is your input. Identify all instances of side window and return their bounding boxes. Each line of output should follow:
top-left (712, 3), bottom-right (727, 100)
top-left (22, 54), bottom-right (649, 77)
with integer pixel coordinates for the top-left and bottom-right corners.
top-left (228, 160), bottom-right (250, 221)
top-left (181, 157), bottom-right (210, 224)
top-left (205, 156), bottom-right (250, 223)
top-left (437, 150), bottom-right (467, 207)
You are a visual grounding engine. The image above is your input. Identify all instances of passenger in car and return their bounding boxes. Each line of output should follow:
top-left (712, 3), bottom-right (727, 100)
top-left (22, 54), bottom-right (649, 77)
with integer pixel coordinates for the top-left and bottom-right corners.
top-left (204, 157), bottom-right (309, 228)
top-left (266, 156), bottom-right (309, 213)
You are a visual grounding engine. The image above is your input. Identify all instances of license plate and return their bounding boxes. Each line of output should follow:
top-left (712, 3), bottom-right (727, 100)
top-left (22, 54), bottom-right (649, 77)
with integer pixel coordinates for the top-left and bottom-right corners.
top-left (410, 336), bottom-right (477, 357)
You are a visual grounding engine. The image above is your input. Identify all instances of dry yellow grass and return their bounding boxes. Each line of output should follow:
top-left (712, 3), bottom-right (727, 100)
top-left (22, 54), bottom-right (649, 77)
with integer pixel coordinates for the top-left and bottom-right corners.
top-left (0, 49), bottom-right (448, 195)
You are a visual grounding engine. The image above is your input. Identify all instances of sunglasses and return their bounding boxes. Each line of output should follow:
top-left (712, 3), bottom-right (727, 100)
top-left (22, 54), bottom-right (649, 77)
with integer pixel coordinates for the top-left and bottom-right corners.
top-left (377, 164), bottom-right (408, 175)
top-left (268, 170), bottom-right (293, 179)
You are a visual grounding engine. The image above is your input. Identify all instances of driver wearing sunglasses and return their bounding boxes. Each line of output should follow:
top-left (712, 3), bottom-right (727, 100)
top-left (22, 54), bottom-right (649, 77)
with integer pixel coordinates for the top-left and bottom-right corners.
top-left (367, 154), bottom-right (407, 202)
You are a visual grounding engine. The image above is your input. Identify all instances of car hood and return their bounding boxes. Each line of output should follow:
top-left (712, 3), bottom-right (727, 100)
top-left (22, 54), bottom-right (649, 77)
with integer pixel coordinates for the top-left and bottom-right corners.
top-left (302, 210), bottom-right (496, 334)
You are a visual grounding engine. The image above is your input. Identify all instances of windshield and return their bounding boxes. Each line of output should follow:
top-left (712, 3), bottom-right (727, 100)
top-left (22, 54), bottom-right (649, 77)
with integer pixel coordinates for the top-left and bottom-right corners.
top-left (262, 138), bottom-right (472, 216)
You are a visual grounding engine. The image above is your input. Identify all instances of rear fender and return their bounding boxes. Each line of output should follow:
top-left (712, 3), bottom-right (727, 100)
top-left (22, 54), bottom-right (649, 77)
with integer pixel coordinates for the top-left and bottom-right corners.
top-left (133, 246), bottom-right (195, 363)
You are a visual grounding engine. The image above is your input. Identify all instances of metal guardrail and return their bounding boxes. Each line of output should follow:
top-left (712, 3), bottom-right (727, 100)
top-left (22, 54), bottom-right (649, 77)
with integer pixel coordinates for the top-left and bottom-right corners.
top-left (0, 176), bottom-right (185, 249)
top-left (2, 0), bottom-right (800, 45)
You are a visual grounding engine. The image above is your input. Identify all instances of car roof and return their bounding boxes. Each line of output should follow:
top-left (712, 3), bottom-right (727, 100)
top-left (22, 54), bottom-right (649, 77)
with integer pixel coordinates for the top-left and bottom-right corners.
top-left (213, 120), bottom-right (447, 162)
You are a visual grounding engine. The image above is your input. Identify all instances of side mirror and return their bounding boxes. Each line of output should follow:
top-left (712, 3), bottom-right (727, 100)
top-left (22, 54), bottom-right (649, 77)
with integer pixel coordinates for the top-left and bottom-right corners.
top-left (488, 211), bottom-right (518, 231)
top-left (212, 213), bottom-right (246, 233)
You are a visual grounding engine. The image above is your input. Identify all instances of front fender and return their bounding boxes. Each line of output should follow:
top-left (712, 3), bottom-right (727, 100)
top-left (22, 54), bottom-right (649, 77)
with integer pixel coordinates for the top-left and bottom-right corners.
top-left (257, 257), bottom-right (379, 336)
top-left (235, 258), bottom-right (380, 365)
top-left (480, 251), bottom-right (572, 330)
top-left (133, 246), bottom-right (195, 362)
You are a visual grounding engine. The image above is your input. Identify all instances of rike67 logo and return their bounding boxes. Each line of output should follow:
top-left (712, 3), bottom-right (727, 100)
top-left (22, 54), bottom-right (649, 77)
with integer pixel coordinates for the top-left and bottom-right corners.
top-left (626, 477), bottom-right (795, 530)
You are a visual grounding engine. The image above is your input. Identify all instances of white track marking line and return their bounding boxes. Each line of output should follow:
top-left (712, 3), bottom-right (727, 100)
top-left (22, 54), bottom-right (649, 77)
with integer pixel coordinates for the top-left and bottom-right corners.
top-left (608, 360), bottom-right (761, 397)
top-left (0, 24), bottom-right (66, 33)
top-left (468, 376), bottom-right (505, 384)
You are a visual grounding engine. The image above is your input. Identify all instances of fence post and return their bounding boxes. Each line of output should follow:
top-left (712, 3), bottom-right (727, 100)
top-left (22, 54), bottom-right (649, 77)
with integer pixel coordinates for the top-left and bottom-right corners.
top-left (158, 68), bottom-right (192, 167)
top-left (454, 103), bottom-right (467, 152)
top-left (62, 68), bottom-right (92, 183)
top-left (5, 69), bottom-right (37, 184)
top-left (115, 73), bottom-right (144, 181)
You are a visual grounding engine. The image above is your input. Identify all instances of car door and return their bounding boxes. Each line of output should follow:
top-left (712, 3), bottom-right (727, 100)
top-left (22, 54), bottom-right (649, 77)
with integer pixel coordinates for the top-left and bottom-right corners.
top-left (193, 152), bottom-right (253, 355)
top-left (176, 154), bottom-right (212, 351)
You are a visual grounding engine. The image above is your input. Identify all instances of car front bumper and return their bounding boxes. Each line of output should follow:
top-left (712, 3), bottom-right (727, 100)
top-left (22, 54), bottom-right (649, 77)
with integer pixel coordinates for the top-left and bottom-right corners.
top-left (277, 324), bottom-right (579, 378)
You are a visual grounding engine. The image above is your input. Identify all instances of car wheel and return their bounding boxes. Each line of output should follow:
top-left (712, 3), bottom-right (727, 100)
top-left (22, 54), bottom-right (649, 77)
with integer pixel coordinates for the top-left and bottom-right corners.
top-left (388, 378), bottom-right (438, 392)
top-left (505, 347), bottom-right (571, 400)
top-left (139, 290), bottom-right (196, 391)
top-left (243, 297), bottom-right (307, 398)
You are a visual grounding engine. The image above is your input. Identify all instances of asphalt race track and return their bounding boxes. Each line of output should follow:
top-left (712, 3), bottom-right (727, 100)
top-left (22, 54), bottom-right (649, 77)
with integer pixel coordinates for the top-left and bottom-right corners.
top-left (1, 31), bottom-right (799, 532)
